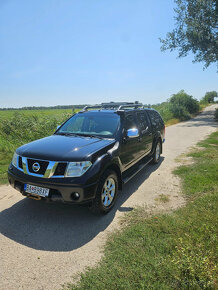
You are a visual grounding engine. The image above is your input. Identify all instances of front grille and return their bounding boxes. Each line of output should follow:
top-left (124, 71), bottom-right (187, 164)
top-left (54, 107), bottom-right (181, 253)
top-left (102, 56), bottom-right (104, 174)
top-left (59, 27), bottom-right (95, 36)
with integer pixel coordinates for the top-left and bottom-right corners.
top-left (27, 159), bottom-right (49, 175)
top-left (53, 162), bottom-right (67, 176)
top-left (18, 156), bottom-right (23, 169)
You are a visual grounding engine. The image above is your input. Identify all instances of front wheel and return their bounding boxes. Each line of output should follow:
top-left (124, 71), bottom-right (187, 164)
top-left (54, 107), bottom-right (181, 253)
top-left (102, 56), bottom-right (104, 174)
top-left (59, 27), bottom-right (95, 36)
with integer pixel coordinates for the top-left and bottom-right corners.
top-left (152, 140), bottom-right (161, 164)
top-left (90, 170), bottom-right (118, 215)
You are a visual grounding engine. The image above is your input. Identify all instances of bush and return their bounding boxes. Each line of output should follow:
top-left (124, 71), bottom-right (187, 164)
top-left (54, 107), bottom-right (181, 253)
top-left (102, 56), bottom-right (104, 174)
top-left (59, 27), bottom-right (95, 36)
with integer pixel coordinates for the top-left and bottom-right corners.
top-left (169, 90), bottom-right (199, 120)
top-left (151, 102), bottom-right (174, 123)
top-left (170, 90), bottom-right (199, 114)
top-left (169, 103), bottom-right (191, 121)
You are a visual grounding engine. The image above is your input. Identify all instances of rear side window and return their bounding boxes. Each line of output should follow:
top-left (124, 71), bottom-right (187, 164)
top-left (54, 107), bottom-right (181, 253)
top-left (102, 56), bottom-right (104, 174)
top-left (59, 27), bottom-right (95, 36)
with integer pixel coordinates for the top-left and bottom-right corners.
top-left (136, 112), bottom-right (148, 130)
top-left (147, 110), bottom-right (164, 128)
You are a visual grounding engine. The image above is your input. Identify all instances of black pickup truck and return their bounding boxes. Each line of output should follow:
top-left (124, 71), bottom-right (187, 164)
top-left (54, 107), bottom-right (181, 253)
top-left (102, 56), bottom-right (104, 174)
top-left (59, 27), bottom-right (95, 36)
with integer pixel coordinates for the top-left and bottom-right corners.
top-left (8, 102), bottom-right (165, 214)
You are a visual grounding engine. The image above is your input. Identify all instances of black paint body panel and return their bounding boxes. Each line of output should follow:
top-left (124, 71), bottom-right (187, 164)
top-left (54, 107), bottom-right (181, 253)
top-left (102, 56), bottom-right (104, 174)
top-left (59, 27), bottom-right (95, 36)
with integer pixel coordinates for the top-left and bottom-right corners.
top-left (8, 109), bottom-right (165, 203)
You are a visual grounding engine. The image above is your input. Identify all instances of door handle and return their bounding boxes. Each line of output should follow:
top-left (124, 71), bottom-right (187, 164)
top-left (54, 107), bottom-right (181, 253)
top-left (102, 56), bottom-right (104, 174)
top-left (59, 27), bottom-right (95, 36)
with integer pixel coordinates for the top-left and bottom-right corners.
top-left (122, 137), bottom-right (127, 144)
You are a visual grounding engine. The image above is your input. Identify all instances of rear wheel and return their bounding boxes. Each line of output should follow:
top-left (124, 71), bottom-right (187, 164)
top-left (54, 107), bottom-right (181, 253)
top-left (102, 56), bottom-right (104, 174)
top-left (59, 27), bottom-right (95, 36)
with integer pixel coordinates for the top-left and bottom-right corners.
top-left (90, 170), bottom-right (118, 214)
top-left (152, 140), bottom-right (161, 164)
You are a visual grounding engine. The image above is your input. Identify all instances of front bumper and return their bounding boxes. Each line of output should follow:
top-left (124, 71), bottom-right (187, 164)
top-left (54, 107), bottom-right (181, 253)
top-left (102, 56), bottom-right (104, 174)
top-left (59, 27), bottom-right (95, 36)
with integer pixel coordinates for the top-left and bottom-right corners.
top-left (8, 165), bottom-right (98, 203)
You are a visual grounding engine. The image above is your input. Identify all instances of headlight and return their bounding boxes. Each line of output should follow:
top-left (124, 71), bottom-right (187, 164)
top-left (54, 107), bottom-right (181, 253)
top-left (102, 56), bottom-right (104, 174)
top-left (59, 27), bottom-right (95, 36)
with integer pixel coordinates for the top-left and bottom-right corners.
top-left (12, 152), bottom-right (18, 168)
top-left (65, 161), bottom-right (92, 177)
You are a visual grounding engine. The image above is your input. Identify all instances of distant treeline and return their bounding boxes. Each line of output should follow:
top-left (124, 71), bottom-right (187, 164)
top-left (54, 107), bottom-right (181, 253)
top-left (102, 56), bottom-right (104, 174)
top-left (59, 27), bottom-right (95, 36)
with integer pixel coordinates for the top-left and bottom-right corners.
top-left (0, 105), bottom-right (87, 110)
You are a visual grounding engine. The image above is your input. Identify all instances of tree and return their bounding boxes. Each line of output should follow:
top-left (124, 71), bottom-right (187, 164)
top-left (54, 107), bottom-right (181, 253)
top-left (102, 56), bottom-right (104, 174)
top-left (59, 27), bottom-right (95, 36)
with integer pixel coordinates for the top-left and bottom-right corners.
top-left (202, 91), bottom-right (217, 103)
top-left (160, 0), bottom-right (218, 69)
top-left (169, 90), bottom-right (199, 120)
top-left (170, 90), bottom-right (199, 113)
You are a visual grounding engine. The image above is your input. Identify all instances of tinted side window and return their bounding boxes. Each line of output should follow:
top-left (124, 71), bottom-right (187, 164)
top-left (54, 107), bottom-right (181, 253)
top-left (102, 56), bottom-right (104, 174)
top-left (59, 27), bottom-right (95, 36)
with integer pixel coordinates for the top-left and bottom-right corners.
top-left (125, 114), bottom-right (137, 129)
top-left (147, 111), bottom-right (163, 127)
top-left (147, 111), bottom-right (156, 127)
top-left (154, 111), bottom-right (164, 126)
top-left (136, 112), bottom-right (148, 130)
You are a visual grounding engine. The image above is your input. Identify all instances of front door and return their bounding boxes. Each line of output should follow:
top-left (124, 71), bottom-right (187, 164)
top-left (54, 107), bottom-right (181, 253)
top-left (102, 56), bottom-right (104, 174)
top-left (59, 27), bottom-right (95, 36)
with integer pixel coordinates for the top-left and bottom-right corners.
top-left (119, 113), bottom-right (141, 169)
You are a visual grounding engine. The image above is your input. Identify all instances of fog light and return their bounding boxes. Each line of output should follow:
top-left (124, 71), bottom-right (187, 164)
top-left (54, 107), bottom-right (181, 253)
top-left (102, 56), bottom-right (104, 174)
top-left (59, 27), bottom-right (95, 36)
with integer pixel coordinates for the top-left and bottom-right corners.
top-left (71, 192), bottom-right (80, 201)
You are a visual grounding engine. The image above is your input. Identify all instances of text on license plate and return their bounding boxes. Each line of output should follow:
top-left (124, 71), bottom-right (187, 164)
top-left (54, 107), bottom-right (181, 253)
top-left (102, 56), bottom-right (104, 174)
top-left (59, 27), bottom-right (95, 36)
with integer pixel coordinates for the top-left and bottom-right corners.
top-left (24, 184), bottom-right (50, 197)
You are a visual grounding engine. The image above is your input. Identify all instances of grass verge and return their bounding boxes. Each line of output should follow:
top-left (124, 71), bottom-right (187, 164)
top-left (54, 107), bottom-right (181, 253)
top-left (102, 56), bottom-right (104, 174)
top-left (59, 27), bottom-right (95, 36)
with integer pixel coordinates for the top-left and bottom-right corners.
top-left (67, 131), bottom-right (218, 290)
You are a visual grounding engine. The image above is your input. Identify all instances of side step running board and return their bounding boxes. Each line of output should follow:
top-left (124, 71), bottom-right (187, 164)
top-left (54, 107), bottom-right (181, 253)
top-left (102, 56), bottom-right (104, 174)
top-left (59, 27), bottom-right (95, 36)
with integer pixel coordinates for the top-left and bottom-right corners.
top-left (123, 157), bottom-right (153, 184)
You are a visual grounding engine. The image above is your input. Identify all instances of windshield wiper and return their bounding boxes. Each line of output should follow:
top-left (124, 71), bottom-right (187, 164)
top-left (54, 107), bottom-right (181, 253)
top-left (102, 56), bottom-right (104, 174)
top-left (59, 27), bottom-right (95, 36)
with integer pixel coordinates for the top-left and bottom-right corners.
top-left (55, 132), bottom-right (78, 136)
top-left (56, 132), bottom-right (106, 139)
top-left (73, 133), bottom-right (105, 139)
top-left (74, 133), bottom-right (97, 138)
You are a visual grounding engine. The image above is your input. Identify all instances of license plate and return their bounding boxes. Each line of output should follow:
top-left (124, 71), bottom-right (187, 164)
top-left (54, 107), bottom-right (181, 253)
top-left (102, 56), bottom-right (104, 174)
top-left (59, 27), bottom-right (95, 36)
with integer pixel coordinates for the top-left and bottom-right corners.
top-left (24, 184), bottom-right (50, 197)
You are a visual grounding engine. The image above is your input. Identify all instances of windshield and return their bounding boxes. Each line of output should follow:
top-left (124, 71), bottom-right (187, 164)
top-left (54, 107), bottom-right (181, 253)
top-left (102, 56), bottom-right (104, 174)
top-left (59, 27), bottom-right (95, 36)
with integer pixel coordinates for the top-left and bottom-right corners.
top-left (57, 112), bottom-right (120, 138)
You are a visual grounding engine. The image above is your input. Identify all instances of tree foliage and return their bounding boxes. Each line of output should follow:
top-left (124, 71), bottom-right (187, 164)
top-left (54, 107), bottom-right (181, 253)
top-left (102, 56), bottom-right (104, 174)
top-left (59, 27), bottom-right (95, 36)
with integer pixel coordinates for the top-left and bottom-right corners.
top-left (169, 90), bottom-right (199, 120)
top-left (202, 91), bottom-right (217, 103)
top-left (160, 0), bottom-right (218, 68)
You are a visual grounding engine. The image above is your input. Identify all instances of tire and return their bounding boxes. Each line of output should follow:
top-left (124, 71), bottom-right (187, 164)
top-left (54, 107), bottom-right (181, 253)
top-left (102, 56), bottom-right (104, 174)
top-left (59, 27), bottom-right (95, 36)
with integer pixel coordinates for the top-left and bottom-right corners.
top-left (152, 140), bottom-right (161, 164)
top-left (90, 170), bottom-right (118, 215)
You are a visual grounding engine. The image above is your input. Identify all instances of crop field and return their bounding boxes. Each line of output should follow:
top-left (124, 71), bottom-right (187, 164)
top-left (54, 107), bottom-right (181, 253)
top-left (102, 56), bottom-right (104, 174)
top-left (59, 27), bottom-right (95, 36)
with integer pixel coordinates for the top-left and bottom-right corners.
top-left (0, 108), bottom-right (77, 184)
top-left (0, 108), bottom-right (74, 119)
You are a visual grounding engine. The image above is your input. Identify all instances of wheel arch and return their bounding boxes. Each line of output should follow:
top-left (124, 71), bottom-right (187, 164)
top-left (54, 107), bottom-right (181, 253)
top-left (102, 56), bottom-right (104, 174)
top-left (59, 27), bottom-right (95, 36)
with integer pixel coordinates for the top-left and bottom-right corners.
top-left (157, 136), bottom-right (163, 154)
top-left (151, 134), bottom-right (163, 155)
top-left (104, 163), bottom-right (122, 191)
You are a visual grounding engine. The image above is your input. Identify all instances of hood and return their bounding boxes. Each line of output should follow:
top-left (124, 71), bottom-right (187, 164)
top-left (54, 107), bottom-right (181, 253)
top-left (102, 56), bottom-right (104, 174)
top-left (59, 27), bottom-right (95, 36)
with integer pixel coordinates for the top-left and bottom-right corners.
top-left (17, 135), bottom-right (115, 161)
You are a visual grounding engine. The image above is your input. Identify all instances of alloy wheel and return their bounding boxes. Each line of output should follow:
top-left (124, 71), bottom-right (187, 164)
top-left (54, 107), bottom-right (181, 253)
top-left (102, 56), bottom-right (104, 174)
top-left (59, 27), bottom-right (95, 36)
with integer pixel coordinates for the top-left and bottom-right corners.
top-left (101, 177), bottom-right (116, 207)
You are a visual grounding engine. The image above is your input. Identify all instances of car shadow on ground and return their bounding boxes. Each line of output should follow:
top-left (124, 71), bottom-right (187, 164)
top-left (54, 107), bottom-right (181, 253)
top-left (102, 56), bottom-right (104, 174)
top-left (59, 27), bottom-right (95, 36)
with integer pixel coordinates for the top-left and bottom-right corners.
top-left (0, 158), bottom-right (164, 252)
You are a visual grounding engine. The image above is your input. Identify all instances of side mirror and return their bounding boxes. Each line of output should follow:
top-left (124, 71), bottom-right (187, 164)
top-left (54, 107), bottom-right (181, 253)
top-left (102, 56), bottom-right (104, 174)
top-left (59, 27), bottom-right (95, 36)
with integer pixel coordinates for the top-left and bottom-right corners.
top-left (56, 125), bottom-right (61, 130)
top-left (127, 128), bottom-right (139, 138)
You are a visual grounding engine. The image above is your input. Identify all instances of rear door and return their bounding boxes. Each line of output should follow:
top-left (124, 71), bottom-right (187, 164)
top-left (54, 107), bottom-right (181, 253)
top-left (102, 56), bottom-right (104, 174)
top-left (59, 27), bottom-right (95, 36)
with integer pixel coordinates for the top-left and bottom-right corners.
top-left (136, 111), bottom-right (153, 156)
top-left (147, 110), bottom-right (165, 141)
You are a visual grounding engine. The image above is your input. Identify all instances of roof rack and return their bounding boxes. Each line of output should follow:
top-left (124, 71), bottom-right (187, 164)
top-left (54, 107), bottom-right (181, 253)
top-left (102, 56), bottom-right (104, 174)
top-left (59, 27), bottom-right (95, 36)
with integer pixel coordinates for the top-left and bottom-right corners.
top-left (82, 105), bottom-right (102, 111)
top-left (81, 101), bottom-right (144, 112)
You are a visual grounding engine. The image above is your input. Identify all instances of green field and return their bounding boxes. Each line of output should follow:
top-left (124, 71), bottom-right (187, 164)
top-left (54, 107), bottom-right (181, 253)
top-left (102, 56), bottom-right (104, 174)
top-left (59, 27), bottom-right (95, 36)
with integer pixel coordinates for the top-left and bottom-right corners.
top-left (67, 131), bottom-right (218, 289)
top-left (0, 108), bottom-right (74, 119)
top-left (0, 108), bottom-right (77, 184)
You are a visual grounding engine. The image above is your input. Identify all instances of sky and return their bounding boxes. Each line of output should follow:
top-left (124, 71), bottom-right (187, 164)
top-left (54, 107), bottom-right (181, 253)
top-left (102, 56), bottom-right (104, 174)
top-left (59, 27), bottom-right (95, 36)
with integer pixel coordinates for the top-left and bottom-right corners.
top-left (0, 0), bottom-right (217, 108)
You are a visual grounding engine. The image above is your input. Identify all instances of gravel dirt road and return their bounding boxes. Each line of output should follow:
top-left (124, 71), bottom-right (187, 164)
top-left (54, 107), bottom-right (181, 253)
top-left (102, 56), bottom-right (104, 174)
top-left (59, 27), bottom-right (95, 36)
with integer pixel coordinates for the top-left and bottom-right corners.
top-left (0, 105), bottom-right (217, 290)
